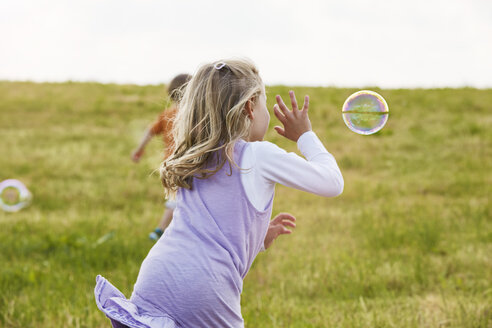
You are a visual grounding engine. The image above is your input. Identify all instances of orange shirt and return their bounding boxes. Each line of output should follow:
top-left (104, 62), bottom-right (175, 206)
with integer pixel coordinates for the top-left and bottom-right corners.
top-left (150, 105), bottom-right (178, 159)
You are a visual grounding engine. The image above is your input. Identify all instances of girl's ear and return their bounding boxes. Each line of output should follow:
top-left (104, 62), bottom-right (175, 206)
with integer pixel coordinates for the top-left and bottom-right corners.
top-left (244, 100), bottom-right (254, 119)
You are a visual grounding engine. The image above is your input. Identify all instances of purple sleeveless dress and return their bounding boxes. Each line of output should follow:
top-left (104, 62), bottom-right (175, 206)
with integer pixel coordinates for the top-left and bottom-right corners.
top-left (95, 140), bottom-right (273, 327)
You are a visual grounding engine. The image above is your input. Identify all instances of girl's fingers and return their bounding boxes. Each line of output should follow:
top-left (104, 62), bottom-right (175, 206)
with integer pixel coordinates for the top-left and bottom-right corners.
top-left (272, 225), bottom-right (291, 235)
top-left (289, 91), bottom-right (299, 112)
top-left (302, 95), bottom-right (309, 113)
top-left (281, 221), bottom-right (296, 228)
top-left (280, 227), bottom-right (292, 235)
top-left (274, 126), bottom-right (285, 136)
top-left (276, 213), bottom-right (296, 222)
top-left (272, 213), bottom-right (296, 227)
top-left (273, 104), bottom-right (287, 124)
top-left (276, 95), bottom-right (291, 116)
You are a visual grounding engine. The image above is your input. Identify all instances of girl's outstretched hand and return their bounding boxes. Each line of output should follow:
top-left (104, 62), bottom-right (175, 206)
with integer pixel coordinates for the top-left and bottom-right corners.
top-left (264, 213), bottom-right (296, 250)
top-left (273, 91), bottom-right (312, 142)
top-left (131, 148), bottom-right (144, 163)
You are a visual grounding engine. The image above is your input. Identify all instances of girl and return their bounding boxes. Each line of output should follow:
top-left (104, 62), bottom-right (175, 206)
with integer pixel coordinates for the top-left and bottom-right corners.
top-left (95, 59), bottom-right (344, 328)
top-left (131, 73), bottom-right (192, 241)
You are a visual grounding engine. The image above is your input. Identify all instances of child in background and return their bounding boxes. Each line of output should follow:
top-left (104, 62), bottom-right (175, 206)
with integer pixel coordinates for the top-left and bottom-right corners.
top-left (131, 73), bottom-right (191, 241)
top-left (95, 59), bottom-right (343, 328)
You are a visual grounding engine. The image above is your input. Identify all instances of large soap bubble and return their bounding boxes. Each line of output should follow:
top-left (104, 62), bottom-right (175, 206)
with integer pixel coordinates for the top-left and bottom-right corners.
top-left (0, 179), bottom-right (32, 212)
top-left (342, 90), bottom-right (389, 135)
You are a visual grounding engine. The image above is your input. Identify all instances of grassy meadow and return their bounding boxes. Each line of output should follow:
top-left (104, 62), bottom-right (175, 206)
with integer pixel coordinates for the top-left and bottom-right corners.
top-left (0, 81), bottom-right (491, 327)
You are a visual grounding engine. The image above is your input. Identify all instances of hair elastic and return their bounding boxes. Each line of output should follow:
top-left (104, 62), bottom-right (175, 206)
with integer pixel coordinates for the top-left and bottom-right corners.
top-left (214, 62), bottom-right (226, 70)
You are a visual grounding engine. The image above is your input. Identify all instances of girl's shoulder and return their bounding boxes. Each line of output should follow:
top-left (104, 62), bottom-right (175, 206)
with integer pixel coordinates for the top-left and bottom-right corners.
top-left (242, 140), bottom-right (287, 158)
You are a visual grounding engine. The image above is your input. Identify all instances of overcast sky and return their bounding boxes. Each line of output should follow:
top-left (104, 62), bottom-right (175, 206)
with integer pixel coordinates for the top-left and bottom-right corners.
top-left (1, 0), bottom-right (491, 88)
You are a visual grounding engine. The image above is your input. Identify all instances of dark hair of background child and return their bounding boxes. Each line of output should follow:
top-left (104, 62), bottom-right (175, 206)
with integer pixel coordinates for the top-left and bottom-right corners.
top-left (168, 74), bottom-right (192, 101)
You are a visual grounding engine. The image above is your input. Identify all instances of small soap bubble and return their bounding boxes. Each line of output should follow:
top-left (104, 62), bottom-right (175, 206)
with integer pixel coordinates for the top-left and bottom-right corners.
top-left (342, 90), bottom-right (389, 135)
top-left (0, 179), bottom-right (32, 212)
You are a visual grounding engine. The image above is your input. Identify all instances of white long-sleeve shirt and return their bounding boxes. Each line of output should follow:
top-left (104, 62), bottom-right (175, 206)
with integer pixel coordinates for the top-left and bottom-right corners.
top-left (239, 131), bottom-right (344, 211)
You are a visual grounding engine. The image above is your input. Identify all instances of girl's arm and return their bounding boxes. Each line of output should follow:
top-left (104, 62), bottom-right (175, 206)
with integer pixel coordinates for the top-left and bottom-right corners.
top-left (259, 91), bottom-right (343, 196)
top-left (241, 92), bottom-right (343, 211)
top-left (255, 131), bottom-right (344, 197)
top-left (131, 128), bottom-right (154, 163)
top-left (263, 213), bottom-right (296, 250)
top-left (131, 109), bottom-right (171, 163)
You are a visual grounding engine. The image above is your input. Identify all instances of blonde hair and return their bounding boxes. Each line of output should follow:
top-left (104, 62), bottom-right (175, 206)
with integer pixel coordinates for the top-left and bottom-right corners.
top-left (160, 58), bottom-right (264, 197)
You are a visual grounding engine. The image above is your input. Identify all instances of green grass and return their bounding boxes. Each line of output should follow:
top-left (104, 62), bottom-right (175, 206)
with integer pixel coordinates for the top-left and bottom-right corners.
top-left (0, 81), bottom-right (491, 327)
